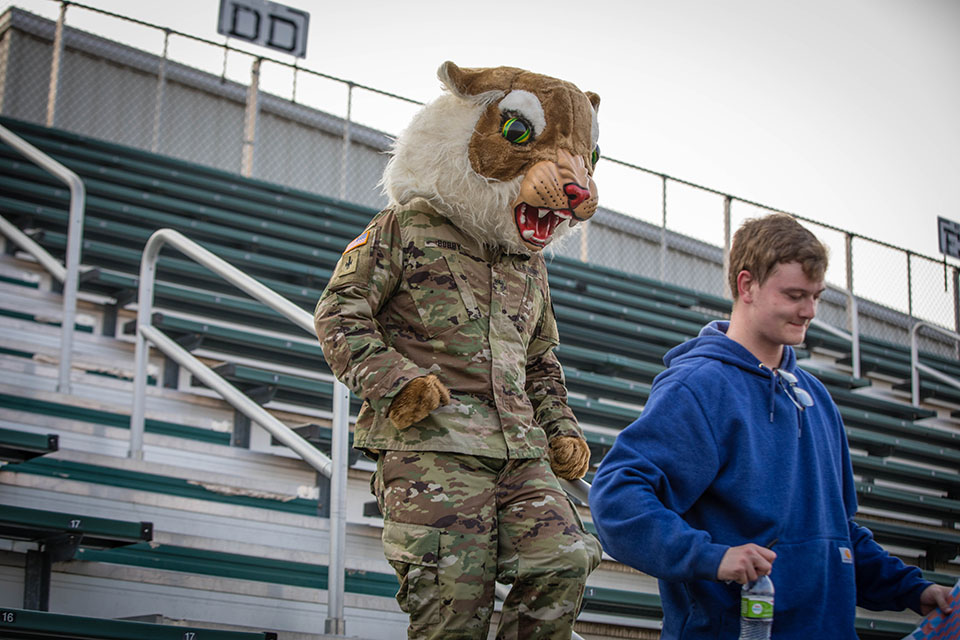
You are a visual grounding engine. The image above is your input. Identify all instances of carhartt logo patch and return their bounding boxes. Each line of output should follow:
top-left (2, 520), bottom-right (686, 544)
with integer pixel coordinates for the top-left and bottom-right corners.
top-left (839, 547), bottom-right (853, 563)
top-left (343, 230), bottom-right (370, 254)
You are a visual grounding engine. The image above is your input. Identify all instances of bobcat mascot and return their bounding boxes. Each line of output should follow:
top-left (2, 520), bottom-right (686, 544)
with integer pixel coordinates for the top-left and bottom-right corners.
top-left (314, 61), bottom-right (602, 640)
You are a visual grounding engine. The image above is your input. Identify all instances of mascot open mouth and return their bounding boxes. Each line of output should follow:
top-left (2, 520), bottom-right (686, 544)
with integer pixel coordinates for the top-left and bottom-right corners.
top-left (515, 203), bottom-right (576, 247)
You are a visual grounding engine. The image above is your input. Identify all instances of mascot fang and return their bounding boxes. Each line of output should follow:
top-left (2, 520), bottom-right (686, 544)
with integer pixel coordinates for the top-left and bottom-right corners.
top-left (315, 61), bottom-right (603, 640)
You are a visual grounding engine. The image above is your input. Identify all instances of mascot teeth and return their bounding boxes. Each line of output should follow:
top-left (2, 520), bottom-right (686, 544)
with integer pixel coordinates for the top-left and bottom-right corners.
top-left (538, 208), bottom-right (550, 219)
top-left (521, 229), bottom-right (535, 240)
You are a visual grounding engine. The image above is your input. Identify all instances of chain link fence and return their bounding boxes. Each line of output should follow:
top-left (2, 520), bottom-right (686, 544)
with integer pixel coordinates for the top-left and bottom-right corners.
top-left (1, 1), bottom-right (957, 354)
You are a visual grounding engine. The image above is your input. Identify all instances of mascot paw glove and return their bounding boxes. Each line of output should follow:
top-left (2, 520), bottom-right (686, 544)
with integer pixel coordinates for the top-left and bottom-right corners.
top-left (388, 374), bottom-right (451, 430)
top-left (549, 436), bottom-right (591, 480)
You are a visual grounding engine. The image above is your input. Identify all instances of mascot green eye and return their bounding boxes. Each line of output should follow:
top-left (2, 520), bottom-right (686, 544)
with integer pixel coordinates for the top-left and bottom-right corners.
top-left (591, 145), bottom-right (601, 167)
top-left (501, 117), bottom-right (532, 144)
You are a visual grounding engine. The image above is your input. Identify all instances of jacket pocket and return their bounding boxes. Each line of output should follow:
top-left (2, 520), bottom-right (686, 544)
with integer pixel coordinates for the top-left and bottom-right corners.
top-left (382, 521), bottom-right (441, 625)
top-left (406, 255), bottom-right (477, 339)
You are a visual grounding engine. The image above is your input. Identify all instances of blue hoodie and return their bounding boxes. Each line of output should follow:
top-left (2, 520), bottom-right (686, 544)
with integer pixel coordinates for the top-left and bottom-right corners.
top-left (589, 321), bottom-right (931, 639)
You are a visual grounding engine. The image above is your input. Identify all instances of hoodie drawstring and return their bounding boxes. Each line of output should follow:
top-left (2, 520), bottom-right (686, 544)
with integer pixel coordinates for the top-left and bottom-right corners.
top-left (767, 373), bottom-right (777, 423)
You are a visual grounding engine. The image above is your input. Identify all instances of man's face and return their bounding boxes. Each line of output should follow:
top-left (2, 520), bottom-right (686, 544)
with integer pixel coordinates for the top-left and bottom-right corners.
top-left (742, 261), bottom-right (825, 349)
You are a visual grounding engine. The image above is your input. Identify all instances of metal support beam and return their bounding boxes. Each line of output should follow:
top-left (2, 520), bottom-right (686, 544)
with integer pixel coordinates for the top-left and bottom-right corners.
top-left (23, 550), bottom-right (50, 611)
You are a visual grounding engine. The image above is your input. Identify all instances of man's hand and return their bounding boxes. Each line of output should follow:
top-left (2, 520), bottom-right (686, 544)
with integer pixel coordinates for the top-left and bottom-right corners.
top-left (920, 584), bottom-right (954, 616)
top-left (717, 544), bottom-right (777, 584)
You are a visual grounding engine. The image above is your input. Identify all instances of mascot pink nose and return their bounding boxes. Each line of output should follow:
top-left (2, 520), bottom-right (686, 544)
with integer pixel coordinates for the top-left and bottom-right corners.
top-left (564, 183), bottom-right (591, 209)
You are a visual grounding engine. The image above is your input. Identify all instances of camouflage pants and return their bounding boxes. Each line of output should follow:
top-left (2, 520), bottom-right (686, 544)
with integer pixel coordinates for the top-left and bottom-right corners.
top-left (373, 451), bottom-right (602, 640)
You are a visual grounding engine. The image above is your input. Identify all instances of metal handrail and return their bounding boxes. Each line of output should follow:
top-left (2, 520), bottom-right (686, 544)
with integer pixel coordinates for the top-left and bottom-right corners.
top-left (910, 321), bottom-right (960, 406)
top-left (0, 122), bottom-right (85, 394)
top-left (129, 228), bottom-right (350, 633)
top-left (810, 286), bottom-right (861, 379)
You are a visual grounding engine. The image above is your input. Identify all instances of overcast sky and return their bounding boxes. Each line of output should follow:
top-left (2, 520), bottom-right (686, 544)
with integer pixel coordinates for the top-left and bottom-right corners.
top-left (6, 0), bottom-right (960, 269)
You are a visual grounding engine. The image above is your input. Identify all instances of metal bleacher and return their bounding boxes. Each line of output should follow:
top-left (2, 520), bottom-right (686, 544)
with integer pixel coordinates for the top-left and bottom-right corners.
top-left (0, 114), bottom-right (958, 639)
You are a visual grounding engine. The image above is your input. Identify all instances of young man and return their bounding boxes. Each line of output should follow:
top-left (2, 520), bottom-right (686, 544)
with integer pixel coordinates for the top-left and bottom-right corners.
top-left (589, 214), bottom-right (952, 639)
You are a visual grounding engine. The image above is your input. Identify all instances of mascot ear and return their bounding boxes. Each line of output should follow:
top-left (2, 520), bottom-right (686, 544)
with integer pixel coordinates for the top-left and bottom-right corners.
top-left (437, 61), bottom-right (505, 105)
top-left (585, 91), bottom-right (601, 111)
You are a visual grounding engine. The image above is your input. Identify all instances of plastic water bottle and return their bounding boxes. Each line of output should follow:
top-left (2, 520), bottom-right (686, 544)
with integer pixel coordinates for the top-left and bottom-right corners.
top-left (739, 574), bottom-right (774, 639)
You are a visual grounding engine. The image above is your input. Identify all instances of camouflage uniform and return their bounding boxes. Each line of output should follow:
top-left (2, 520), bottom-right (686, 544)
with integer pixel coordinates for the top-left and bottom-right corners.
top-left (314, 199), bottom-right (601, 639)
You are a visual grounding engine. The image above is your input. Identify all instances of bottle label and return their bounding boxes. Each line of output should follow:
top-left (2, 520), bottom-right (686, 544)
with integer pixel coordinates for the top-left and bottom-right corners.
top-left (741, 596), bottom-right (774, 620)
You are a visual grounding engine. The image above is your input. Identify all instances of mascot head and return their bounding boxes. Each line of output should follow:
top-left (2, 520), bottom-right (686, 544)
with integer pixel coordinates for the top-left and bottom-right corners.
top-left (382, 61), bottom-right (600, 254)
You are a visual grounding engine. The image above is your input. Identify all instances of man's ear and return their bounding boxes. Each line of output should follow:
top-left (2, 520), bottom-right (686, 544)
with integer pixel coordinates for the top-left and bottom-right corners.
top-left (736, 270), bottom-right (756, 303)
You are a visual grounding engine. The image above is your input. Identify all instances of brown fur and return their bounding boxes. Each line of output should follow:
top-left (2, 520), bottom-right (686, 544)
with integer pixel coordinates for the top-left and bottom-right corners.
top-left (549, 435), bottom-right (591, 480)
top-left (388, 374), bottom-right (451, 430)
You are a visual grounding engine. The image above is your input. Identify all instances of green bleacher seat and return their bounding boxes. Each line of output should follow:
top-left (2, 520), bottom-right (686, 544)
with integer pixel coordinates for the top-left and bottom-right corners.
top-left (840, 406), bottom-right (960, 448)
top-left (893, 377), bottom-right (960, 407)
top-left (0, 427), bottom-right (57, 463)
top-left (845, 426), bottom-right (960, 468)
top-left (855, 482), bottom-right (960, 524)
top-left (851, 453), bottom-right (960, 494)
top-left (856, 517), bottom-right (960, 570)
top-left (0, 607), bottom-right (277, 640)
top-left (0, 504), bottom-right (152, 610)
top-left (828, 386), bottom-right (936, 422)
top-left (0, 505), bottom-right (152, 551)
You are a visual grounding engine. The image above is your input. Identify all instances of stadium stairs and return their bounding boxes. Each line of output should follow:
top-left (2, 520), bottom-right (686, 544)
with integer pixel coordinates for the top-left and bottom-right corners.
top-left (0, 115), bottom-right (957, 639)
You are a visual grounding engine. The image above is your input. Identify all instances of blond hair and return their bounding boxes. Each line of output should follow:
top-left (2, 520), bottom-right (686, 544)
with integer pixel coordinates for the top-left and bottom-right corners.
top-left (729, 214), bottom-right (829, 300)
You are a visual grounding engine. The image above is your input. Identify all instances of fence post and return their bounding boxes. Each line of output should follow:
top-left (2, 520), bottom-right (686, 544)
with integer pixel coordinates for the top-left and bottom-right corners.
top-left (659, 176), bottom-right (667, 282)
top-left (45, 1), bottom-right (67, 127)
top-left (722, 196), bottom-right (732, 299)
top-left (953, 266), bottom-right (959, 354)
top-left (241, 57), bottom-right (262, 178)
top-left (339, 83), bottom-right (354, 201)
top-left (151, 29), bottom-right (170, 154)
top-left (906, 250), bottom-right (913, 318)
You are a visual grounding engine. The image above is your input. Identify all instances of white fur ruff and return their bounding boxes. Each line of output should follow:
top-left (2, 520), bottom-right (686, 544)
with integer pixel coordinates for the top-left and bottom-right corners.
top-left (381, 93), bottom-right (580, 254)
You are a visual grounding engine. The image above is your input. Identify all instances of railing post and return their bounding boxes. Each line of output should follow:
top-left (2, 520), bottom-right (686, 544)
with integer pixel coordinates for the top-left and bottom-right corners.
top-left (129, 234), bottom-right (161, 459)
top-left (339, 83), bottom-right (354, 201)
top-left (45, 1), bottom-right (67, 127)
top-left (722, 196), bottom-right (732, 299)
top-left (151, 29), bottom-right (170, 154)
top-left (241, 57), bottom-right (262, 178)
top-left (325, 379), bottom-right (350, 635)
top-left (910, 323), bottom-right (920, 407)
top-left (0, 124), bottom-right (85, 395)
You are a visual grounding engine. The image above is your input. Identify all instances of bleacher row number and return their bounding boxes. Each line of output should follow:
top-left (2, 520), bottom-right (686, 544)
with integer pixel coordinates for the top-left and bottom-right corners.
top-left (69, 519), bottom-right (81, 529)
top-left (183, 633), bottom-right (197, 640)
top-left (1, 611), bottom-right (15, 623)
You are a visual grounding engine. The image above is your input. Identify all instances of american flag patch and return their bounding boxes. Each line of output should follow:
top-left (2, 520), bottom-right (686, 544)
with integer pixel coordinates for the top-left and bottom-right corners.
top-left (343, 230), bottom-right (370, 254)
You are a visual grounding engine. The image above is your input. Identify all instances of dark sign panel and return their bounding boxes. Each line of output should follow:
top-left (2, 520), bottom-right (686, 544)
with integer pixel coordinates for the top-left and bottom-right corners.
top-left (217, 0), bottom-right (310, 58)
top-left (939, 216), bottom-right (960, 260)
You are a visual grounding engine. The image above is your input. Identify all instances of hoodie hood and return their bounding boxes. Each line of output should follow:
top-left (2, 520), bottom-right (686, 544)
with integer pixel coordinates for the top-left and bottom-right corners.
top-left (664, 320), bottom-right (797, 373)
top-left (664, 320), bottom-right (800, 425)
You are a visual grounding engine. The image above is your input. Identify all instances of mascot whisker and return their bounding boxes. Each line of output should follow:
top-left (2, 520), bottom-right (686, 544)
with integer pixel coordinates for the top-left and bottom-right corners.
top-left (315, 61), bottom-right (603, 640)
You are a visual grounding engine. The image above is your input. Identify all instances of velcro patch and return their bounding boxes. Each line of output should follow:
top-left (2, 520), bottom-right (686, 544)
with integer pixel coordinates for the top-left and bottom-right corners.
top-left (343, 230), bottom-right (370, 254)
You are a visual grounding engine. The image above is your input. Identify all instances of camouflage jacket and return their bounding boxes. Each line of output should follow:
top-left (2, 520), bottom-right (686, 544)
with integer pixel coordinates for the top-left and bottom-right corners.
top-left (313, 200), bottom-right (581, 459)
